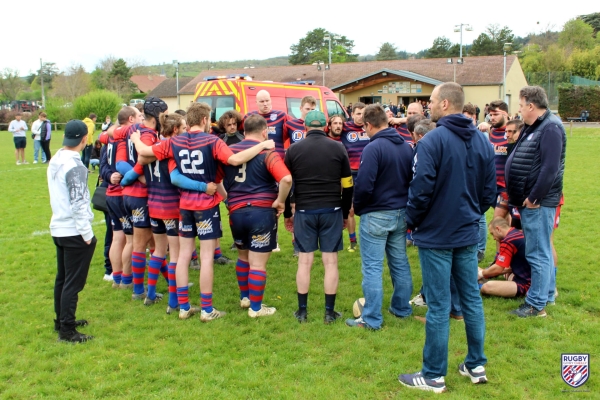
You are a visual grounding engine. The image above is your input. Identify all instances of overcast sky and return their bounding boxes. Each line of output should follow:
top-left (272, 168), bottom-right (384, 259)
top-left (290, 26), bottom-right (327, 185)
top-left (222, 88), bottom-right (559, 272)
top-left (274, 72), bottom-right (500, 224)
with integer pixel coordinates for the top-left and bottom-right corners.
top-left (4, 1), bottom-right (597, 75)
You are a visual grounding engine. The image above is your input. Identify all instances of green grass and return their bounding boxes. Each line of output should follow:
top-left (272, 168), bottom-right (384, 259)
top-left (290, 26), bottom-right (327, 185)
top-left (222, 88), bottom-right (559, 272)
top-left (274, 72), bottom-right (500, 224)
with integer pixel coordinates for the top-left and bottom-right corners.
top-left (0, 129), bottom-right (598, 399)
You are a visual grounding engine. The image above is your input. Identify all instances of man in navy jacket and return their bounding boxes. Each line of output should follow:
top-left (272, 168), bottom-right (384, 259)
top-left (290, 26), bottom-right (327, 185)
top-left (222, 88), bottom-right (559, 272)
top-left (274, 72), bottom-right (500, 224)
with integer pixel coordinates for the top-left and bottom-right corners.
top-left (399, 82), bottom-right (495, 394)
top-left (346, 104), bottom-right (414, 330)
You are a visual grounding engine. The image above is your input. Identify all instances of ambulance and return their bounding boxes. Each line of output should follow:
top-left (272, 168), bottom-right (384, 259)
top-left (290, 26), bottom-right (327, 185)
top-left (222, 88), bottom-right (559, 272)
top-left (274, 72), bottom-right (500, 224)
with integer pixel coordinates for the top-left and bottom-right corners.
top-left (192, 74), bottom-right (349, 122)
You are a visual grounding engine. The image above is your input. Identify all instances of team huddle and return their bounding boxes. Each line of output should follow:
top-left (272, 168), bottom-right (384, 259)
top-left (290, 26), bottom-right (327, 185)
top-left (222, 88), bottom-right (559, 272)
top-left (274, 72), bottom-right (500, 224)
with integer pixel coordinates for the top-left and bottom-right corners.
top-left (48, 82), bottom-right (566, 394)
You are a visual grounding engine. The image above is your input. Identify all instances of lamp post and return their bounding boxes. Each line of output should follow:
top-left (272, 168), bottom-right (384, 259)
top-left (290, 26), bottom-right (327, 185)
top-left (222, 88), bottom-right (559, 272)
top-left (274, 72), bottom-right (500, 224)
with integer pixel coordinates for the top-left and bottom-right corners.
top-left (173, 60), bottom-right (179, 109)
top-left (454, 23), bottom-right (472, 58)
top-left (40, 58), bottom-right (45, 109)
top-left (503, 43), bottom-right (512, 102)
top-left (316, 61), bottom-right (325, 86)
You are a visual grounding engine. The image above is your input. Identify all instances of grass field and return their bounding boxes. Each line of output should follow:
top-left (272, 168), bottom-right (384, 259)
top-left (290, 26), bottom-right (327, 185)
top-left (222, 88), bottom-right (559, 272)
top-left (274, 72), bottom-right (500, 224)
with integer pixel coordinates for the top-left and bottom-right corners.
top-left (0, 128), bottom-right (598, 399)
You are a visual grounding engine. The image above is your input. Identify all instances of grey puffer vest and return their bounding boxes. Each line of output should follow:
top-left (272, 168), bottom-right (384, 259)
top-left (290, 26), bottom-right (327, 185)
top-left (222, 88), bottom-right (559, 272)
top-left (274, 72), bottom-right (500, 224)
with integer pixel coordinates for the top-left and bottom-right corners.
top-left (506, 110), bottom-right (566, 207)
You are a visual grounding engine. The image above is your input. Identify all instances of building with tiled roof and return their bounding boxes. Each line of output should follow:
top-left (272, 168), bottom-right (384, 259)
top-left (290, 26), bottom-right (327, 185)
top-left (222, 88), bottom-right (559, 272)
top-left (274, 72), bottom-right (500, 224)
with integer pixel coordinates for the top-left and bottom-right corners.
top-left (148, 77), bottom-right (194, 112)
top-left (130, 75), bottom-right (167, 94)
top-left (178, 55), bottom-right (527, 118)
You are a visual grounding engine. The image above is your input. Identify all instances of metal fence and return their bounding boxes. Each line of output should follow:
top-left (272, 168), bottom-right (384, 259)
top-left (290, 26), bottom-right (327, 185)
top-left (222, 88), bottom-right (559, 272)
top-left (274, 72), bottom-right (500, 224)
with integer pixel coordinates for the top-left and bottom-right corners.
top-left (0, 122), bottom-right (70, 131)
top-left (526, 72), bottom-right (600, 110)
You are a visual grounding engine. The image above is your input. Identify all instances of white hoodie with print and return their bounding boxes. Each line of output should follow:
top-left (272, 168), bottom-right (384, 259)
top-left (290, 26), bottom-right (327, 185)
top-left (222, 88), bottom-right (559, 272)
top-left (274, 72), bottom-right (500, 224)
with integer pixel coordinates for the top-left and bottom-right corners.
top-left (47, 148), bottom-right (94, 241)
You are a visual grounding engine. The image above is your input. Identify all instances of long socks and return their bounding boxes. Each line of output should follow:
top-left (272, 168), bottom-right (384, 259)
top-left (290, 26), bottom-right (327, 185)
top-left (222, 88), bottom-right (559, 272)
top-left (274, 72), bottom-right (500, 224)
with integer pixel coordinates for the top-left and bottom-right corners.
top-left (132, 251), bottom-right (147, 295)
top-left (235, 259), bottom-right (250, 299)
top-left (248, 270), bottom-right (266, 312)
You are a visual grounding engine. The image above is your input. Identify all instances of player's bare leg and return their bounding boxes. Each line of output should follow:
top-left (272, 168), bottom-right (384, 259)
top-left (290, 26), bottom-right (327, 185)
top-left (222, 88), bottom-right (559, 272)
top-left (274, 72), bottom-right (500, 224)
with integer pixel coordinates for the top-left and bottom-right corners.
top-left (480, 280), bottom-right (518, 298)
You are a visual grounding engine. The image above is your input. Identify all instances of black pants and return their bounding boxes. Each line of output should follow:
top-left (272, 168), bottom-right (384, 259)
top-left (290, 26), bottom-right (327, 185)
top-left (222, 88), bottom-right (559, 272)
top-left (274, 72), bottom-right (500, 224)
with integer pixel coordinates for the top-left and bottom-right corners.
top-left (41, 139), bottom-right (51, 162)
top-left (82, 145), bottom-right (92, 169)
top-left (103, 212), bottom-right (113, 275)
top-left (53, 235), bottom-right (97, 333)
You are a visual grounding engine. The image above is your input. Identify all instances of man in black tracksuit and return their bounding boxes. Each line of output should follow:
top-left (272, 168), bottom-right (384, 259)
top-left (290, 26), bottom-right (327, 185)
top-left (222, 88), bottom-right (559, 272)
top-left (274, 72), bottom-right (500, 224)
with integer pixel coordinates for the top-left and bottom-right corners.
top-left (505, 85), bottom-right (566, 318)
top-left (284, 110), bottom-right (353, 325)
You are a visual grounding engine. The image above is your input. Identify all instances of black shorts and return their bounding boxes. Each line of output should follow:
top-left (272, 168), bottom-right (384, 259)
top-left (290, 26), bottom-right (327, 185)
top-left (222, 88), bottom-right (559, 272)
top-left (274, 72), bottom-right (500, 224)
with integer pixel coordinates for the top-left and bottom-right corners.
top-left (294, 209), bottom-right (343, 253)
top-left (511, 274), bottom-right (531, 297)
top-left (106, 195), bottom-right (132, 235)
top-left (179, 206), bottom-right (222, 240)
top-left (13, 137), bottom-right (26, 149)
top-left (123, 195), bottom-right (150, 229)
top-left (230, 207), bottom-right (277, 253)
top-left (495, 186), bottom-right (509, 210)
top-left (151, 218), bottom-right (179, 237)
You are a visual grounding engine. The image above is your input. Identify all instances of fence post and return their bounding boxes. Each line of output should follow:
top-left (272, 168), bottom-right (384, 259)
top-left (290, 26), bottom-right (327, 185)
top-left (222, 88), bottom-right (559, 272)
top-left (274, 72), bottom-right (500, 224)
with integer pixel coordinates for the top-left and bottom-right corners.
top-left (54, 122), bottom-right (57, 131)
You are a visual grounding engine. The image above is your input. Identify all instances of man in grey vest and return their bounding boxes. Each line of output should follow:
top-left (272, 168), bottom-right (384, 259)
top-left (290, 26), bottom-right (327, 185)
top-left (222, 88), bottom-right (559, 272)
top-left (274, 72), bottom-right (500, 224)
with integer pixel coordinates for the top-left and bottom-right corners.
top-left (505, 86), bottom-right (566, 318)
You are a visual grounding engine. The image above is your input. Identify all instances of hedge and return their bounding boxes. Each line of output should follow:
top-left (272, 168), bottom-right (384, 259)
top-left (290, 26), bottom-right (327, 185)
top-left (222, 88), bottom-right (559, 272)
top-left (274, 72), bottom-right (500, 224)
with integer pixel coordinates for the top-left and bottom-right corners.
top-left (558, 86), bottom-right (600, 122)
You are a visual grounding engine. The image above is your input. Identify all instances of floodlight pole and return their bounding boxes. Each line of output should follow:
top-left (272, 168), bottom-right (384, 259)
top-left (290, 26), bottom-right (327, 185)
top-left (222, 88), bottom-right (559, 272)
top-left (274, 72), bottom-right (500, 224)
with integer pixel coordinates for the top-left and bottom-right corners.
top-left (454, 23), bottom-right (472, 58)
top-left (40, 58), bottom-right (45, 109)
top-left (503, 43), bottom-right (512, 102)
top-left (173, 60), bottom-right (179, 109)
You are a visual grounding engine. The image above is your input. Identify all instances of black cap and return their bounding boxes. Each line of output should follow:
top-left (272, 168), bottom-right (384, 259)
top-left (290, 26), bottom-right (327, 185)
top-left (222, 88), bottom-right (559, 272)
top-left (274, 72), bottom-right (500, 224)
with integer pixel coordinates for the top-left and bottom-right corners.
top-left (63, 120), bottom-right (88, 147)
top-left (144, 97), bottom-right (168, 119)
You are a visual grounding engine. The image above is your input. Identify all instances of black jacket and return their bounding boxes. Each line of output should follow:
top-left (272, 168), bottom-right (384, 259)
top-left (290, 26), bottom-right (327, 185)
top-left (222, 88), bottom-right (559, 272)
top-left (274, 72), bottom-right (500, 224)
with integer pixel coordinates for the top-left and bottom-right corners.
top-left (505, 110), bottom-right (566, 207)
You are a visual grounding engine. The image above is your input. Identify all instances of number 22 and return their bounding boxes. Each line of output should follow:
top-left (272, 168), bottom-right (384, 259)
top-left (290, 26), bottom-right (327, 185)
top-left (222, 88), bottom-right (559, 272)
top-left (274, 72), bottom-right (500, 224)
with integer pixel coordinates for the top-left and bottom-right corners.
top-left (179, 149), bottom-right (204, 174)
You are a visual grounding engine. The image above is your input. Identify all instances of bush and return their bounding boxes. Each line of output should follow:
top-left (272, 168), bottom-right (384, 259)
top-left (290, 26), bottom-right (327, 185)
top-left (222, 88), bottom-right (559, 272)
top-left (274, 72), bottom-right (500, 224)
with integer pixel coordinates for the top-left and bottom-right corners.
top-left (44, 97), bottom-right (75, 123)
top-left (73, 90), bottom-right (123, 122)
top-left (558, 86), bottom-right (600, 122)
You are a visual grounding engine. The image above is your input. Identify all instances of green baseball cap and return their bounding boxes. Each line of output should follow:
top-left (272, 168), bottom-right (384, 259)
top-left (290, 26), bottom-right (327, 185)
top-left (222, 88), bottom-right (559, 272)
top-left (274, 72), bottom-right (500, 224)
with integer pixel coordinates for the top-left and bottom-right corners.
top-left (305, 110), bottom-right (327, 128)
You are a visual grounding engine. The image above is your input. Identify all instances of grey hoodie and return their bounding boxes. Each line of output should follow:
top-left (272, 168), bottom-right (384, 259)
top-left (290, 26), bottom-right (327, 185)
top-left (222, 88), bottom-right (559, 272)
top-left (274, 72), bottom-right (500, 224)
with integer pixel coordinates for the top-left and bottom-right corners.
top-left (47, 148), bottom-right (94, 241)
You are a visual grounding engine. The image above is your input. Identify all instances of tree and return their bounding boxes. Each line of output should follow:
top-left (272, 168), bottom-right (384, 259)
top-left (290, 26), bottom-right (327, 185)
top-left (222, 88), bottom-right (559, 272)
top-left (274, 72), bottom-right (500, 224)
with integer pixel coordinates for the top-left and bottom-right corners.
top-left (107, 58), bottom-right (136, 96)
top-left (469, 25), bottom-right (516, 56)
top-left (559, 19), bottom-right (595, 53)
top-left (0, 69), bottom-right (26, 102)
top-left (579, 12), bottom-right (600, 37)
top-left (91, 56), bottom-right (117, 90)
top-left (425, 37), bottom-right (453, 58)
top-left (73, 90), bottom-right (123, 121)
top-left (52, 65), bottom-right (92, 101)
top-left (376, 42), bottom-right (398, 61)
top-left (289, 28), bottom-right (357, 65)
top-left (568, 47), bottom-right (600, 78)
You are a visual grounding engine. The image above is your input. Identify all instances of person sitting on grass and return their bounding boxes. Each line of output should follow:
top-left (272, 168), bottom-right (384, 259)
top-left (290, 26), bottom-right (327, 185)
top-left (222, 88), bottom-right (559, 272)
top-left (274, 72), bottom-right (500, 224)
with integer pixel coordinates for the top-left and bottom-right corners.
top-left (478, 217), bottom-right (532, 298)
top-left (89, 140), bottom-right (102, 172)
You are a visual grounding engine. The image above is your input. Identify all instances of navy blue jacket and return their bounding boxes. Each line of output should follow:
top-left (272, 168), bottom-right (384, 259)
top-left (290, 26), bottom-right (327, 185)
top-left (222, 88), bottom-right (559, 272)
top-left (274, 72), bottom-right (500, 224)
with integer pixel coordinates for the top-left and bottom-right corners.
top-left (406, 114), bottom-right (496, 249)
top-left (354, 127), bottom-right (413, 216)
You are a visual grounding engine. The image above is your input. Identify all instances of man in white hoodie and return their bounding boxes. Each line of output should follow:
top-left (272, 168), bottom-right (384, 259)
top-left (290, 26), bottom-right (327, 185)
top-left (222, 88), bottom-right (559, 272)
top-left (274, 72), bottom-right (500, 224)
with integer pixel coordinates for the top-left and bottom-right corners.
top-left (48, 119), bottom-right (97, 343)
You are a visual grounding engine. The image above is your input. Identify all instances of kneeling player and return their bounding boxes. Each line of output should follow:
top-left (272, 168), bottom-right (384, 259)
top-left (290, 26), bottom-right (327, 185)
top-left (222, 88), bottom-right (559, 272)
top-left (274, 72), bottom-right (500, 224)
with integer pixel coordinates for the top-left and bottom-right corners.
top-left (224, 115), bottom-right (292, 317)
top-left (478, 217), bottom-right (531, 298)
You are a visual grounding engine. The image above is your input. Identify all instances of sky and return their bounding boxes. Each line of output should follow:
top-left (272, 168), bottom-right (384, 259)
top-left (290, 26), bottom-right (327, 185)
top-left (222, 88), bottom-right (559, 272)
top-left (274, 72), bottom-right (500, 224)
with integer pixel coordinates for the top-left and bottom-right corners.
top-left (4, 1), bottom-right (597, 75)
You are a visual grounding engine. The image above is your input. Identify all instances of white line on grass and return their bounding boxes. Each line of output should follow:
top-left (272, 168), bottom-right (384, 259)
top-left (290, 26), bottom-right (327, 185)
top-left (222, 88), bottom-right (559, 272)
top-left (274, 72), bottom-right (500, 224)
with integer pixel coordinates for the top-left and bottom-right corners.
top-left (0, 220), bottom-right (106, 242)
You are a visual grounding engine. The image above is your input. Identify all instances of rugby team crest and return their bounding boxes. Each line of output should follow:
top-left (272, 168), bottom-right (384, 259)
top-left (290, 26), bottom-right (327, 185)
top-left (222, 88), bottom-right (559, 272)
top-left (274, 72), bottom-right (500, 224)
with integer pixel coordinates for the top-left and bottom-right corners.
top-left (270, 113), bottom-right (277, 121)
top-left (561, 353), bottom-right (589, 388)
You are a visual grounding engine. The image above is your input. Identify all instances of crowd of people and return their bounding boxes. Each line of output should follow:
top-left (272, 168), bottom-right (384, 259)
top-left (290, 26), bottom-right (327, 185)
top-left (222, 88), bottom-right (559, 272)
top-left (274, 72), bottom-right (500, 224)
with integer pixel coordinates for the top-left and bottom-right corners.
top-left (46, 83), bottom-right (566, 394)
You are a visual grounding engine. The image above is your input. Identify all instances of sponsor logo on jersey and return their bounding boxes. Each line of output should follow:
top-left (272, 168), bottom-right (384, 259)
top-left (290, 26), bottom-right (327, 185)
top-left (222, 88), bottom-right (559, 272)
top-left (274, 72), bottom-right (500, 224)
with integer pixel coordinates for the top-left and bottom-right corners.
top-left (498, 255), bottom-right (505, 263)
top-left (151, 219), bottom-right (159, 227)
top-left (251, 232), bottom-right (271, 248)
top-left (164, 219), bottom-right (177, 231)
top-left (131, 207), bottom-right (146, 223)
top-left (494, 144), bottom-right (508, 155)
top-left (270, 114), bottom-right (277, 121)
top-left (562, 354), bottom-right (589, 388)
top-left (292, 130), bottom-right (304, 142)
top-left (213, 211), bottom-right (219, 218)
top-left (120, 217), bottom-right (132, 230)
top-left (347, 132), bottom-right (358, 142)
top-left (268, 127), bottom-right (276, 135)
top-left (196, 220), bottom-right (214, 236)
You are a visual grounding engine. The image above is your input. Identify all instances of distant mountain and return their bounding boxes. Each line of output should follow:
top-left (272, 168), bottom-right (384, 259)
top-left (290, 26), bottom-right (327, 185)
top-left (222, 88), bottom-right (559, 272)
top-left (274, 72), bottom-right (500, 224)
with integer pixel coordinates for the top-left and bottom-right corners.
top-left (132, 56), bottom-right (290, 78)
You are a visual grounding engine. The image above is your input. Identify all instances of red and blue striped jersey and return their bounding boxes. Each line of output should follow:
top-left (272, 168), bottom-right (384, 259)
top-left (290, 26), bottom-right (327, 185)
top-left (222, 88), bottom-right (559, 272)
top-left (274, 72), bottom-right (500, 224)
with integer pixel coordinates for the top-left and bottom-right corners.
top-left (244, 110), bottom-right (288, 158)
top-left (143, 136), bottom-right (180, 220)
top-left (223, 139), bottom-right (290, 213)
top-left (120, 124), bottom-right (152, 198)
top-left (341, 121), bottom-right (369, 170)
top-left (152, 130), bottom-right (232, 211)
top-left (393, 123), bottom-right (414, 145)
top-left (283, 118), bottom-right (305, 148)
top-left (105, 136), bottom-right (126, 197)
top-left (494, 228), bottom-right (531, 284)
top-left (489, 127), bottom-right (508, 188)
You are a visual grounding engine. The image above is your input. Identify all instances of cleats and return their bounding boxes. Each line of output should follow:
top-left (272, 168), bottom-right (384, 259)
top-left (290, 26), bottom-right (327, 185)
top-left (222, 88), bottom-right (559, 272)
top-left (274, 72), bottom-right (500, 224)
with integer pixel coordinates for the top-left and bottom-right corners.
top-left (200, 308), bottom-right (226, 322)
top-left (324, 310), bottom-right (342, 325)
top-left (143, 293), bottom-right (164, 306)
top-left (240, 297), bottom-right (251, 309)
top-left (294, 308), bottom-right (308, 323)
top-left (248, 305), bottom-right (277, 318)
top-left (178, 306), bottom-right (201, 320)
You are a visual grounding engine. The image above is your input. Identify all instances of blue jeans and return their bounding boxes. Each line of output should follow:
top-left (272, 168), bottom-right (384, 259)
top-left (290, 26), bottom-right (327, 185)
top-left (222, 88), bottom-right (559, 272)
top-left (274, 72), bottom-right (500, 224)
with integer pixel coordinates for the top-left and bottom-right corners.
top-left (419, 245), bottom-right (487, 378)
top-left (359, 209), bottom-right (412, 329)
top-left (82, 145), bottom-right (92, 169)
top-left (90, 159), bottom-right (100, 170)
top-left (519, 206), bottom-right (555, 309)
top-left (477, 214), bottom-right (487, 254)
top-left (33, 140), bottom-right (46, 163)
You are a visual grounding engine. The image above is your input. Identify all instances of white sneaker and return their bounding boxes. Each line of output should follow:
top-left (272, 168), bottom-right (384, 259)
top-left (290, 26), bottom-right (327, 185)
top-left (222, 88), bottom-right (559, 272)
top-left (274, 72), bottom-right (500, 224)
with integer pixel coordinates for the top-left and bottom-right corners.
top-left (248, 305), bottom-right (276, 318)
top-left (33, 160), bottom-right (38, 164)
top-left (409, 294), bottom-right (427, 307)
top-left (22, 160), bottom-right (29, 164)
top-left (103, 273), bottom-right (113, 282)
top-left (240, 297), bottom-right (250, 309)
top-left (179, 306), bottom-right (201, 320)
top-left (16, 161), bottom-right (21, 165)
top-left (200, 308), bottom-right (226, 322)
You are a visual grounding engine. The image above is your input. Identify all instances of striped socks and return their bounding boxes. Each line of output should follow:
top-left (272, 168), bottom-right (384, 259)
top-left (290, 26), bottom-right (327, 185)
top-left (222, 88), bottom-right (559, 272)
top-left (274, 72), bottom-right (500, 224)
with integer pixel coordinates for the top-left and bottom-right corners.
top-left (167, 262), bottom-right (178, 308)
top-left (249, 270), bottom-right (267, 312)
top-left (122, 273), bottom-right (133, 285)
top-left (235, 259), bottom-right (250, 299)
top-left (132, 251), bottom-right (147, 295)
top-left (349, 232), bottom-right (357, 243)
top-left (201, 293), bottom-right (213, 313)
top-left (160, 258), bottom-right (168, 282)
top-left (113, 271), bottom-right (122, 285)
top-left (177, 286), bottom-right (190, 311)
top-left (147, 255), bottom-right (165, 300)
top-left (214, 247), bottom-right (223, 260)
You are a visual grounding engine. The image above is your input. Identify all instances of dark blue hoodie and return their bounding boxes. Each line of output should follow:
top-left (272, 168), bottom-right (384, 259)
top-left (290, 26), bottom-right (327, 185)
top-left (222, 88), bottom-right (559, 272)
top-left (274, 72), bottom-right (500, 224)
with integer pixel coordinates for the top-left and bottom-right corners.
top-left (406, 114), bottom-right (496, 249)
top-left (354, 127), bottom-right (413, 215)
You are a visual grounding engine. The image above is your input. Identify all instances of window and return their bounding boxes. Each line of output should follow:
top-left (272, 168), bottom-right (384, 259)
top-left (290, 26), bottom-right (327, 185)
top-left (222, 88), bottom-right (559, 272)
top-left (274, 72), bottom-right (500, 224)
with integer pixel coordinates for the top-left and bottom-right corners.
top-left (196, 96), bottom-right (235, 122)
top-left (286, 98), bottom-right (321, 119)
top-left (326, 100), bottom-right (347, 120)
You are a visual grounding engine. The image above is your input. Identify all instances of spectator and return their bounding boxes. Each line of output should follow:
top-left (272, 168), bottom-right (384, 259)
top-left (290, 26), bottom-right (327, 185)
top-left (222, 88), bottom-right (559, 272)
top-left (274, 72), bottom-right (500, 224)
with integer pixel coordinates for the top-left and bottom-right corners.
top-left (399, 82), bottom-right (495, 393)
top-left (31, 113), bottom-right (47, 164)
top-left (9, 112), bottom-right (28, 165)
top-left (48, 120), bottom-right (97, 343)
top-left (89, 140), bottom-right (102, 171)
top-left (505, 86), bottom-right (566, 317)
top-left (82, 113), bottom-right (97, 171)
top-left (101, 115), bottom-right (113, 132)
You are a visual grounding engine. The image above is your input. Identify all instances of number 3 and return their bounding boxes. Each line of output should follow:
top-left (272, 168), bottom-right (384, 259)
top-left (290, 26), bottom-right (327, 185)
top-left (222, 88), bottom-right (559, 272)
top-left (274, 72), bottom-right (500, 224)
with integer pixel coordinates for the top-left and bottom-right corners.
top-left (235, 163), bottom-right (247, 183)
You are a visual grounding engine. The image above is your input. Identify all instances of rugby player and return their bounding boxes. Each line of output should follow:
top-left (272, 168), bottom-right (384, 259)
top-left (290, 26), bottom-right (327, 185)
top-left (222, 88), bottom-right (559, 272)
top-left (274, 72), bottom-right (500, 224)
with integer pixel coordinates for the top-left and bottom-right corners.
top-left (223, 115), bottom-right (292, 317)
top-left (478, 217), bottom-right (532, 298)
top-left (283, 96), bottom-right (317, 147)
top-left (132, 102), bottom-right (274, 321)
top-left (390, 102), bottom-right (424, 144)
top-left (327, 114), bottom-right (344, 140)
top-left (486, 100), bottom-right (511, 220)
